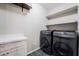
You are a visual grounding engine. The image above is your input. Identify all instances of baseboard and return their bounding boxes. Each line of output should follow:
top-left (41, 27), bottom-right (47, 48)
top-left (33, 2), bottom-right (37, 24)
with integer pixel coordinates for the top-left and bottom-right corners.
top-left (27, 47), bottom-right (40, 55)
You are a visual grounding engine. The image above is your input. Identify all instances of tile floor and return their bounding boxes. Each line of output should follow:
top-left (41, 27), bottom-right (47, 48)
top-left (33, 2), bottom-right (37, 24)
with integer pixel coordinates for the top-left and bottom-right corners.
top-left (27, 49), bottom-right (49, 56)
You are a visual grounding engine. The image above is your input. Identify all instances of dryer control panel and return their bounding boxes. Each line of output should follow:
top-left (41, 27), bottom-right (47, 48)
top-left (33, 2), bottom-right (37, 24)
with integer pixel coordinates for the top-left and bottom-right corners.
top-left (53, 31), bottom-right (76, 39)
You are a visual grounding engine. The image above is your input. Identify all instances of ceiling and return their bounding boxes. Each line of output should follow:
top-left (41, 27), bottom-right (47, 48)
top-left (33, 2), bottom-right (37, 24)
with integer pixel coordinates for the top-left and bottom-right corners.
top-left (40, 3), bottom-right (64, 11)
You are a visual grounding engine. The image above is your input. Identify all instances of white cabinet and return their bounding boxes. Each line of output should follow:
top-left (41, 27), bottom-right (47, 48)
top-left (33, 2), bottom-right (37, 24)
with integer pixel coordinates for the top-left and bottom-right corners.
top-left (0, 40), bottom-right (27, 56)
top-left (16, 41), bottom-right (27, 56)
top-left (5, 49), bottom-right (17, 56)
top-left (16, 46), bottom-right (27, 56)
top-left (0, 49), bottom-right (17, 56)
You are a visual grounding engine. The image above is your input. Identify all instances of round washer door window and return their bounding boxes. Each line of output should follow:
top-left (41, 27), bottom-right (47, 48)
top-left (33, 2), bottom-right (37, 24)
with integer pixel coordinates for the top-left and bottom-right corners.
top-left (53, 42), bottom-right (73, 56)
top-left (41, 37), bottom-right (49, 48)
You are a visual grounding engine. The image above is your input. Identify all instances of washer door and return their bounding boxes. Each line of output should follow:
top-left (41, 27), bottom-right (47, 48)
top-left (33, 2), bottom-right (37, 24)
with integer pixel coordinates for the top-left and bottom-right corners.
top-left (53, 42), bottom-right (73, 56)
top-left (40, 37), bottom-right (49, 48)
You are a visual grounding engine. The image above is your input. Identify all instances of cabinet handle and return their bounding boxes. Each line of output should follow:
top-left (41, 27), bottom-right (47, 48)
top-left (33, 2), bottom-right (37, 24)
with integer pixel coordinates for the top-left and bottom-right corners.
top-left (6, 52), bottom-right (9, 54)
top-left (2, 52), bottom-right (9, 56)
top-left (2, 54), bottom-right (6, 56)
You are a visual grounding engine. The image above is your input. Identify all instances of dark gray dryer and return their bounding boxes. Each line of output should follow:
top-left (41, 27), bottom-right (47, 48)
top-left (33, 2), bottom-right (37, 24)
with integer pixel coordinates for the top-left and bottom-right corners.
top-left (52, 30), bottom-right (78, 56)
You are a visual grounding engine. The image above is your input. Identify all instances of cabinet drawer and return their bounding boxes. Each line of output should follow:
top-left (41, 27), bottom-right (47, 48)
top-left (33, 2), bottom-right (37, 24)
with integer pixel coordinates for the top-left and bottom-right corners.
top-left (0, 40), bottom-right (27, 56)
top-left (0, 48), bottom-right (16, 56)
top-left (16, 46), bottom-right (27, 56)
top-left (6, 49), bottom-right (17, 56)
top-left (0, 45), bottom-right (27, 56)
top-left (0, 40), bottom-right (26, 53)
top-left (0, 42), bottom-right (17, 52)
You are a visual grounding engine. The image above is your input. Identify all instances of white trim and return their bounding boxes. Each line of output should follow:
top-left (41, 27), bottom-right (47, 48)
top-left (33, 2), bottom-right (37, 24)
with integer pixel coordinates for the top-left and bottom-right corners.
top-left (27, 47), bottom-right (40, 55)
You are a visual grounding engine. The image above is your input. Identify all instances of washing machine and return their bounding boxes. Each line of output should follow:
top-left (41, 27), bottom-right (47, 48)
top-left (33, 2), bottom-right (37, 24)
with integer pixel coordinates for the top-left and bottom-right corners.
top-left (40, 30), bottom-right (53, 55)
top-left (52, 30), bottom-right (78, 56)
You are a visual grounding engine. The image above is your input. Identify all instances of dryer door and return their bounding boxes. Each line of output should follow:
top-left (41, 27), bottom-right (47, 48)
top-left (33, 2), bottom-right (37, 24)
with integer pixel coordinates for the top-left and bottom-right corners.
top-left (53, 42), bottom-right (73, 56)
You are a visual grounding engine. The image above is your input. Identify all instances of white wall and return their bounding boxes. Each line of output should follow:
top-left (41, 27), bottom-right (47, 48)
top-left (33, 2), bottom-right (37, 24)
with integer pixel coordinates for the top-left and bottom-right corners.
top-left (0, 4), bottom-right (7, 34)
top-left (24, 4), bottom-right (48, 53)
top-left (0, 3), bottom-right (48, 54)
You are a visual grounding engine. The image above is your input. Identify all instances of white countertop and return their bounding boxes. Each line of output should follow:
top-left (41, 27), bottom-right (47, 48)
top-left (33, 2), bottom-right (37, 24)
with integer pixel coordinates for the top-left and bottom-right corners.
top-left (0, 34), bottom-right (27, 44)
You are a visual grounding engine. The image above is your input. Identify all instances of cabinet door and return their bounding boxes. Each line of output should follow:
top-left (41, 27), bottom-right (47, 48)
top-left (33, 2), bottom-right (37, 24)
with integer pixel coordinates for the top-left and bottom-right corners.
top-left (0, 41), bottom-right (27, 56)
top-left (16, 46), bottom-right (27, 56)
top-left (0, 49), bottom-right (17, 56)
top-left (6, 49), bottom-right (17, 56)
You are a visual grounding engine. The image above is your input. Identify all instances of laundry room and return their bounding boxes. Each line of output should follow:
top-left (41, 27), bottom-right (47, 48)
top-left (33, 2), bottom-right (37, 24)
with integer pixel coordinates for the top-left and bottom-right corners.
top-left (0, 3), bottom-right (79, 56)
